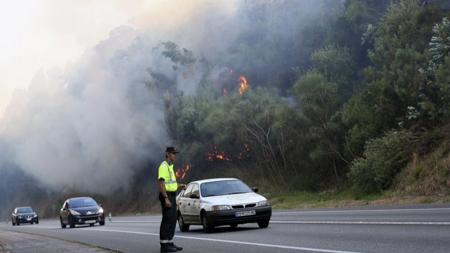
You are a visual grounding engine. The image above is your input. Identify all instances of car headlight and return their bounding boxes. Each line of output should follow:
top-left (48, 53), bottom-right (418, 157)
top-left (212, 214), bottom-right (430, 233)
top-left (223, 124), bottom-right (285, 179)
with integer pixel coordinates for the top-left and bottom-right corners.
top-left (212, 205), bottom-right (232, 211)
top-left (33, 214), bottom-right (38, 217)
top-left (256, 200), bottom-right (269, 207)
top-left (97, 208), bottom-right (104, 214)
top-left (69, 209), bottom-right (81, 215)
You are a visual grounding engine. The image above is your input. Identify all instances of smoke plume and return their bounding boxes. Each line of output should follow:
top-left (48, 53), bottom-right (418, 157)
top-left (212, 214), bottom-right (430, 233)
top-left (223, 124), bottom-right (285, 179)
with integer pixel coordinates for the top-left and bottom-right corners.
top-left (0, 0), bottom-right (337, 195)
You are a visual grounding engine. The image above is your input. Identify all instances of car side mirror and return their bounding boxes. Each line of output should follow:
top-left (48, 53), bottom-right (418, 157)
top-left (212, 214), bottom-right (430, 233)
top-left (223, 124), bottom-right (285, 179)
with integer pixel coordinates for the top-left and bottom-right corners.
top-left (190, 193), bottom-right (199, 199)
top-left (252, 187), bottom-right (258, 193)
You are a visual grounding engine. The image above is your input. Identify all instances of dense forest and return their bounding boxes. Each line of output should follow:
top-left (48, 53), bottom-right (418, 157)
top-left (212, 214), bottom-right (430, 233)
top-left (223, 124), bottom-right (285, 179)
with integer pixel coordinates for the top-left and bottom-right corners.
top-left (165, 0), bottom-right (450, 195)
top-left (1, 0), bottom-right (450, 219)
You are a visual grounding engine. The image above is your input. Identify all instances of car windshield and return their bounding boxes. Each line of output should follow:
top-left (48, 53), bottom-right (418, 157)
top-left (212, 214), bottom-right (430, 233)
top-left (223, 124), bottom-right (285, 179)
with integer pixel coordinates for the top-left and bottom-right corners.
top-left (201, 180), bottom-right (252, 197)
top-left (17, 207), bottom-right (33, 213)
top-left (69, 198), bottom-right (98, 208)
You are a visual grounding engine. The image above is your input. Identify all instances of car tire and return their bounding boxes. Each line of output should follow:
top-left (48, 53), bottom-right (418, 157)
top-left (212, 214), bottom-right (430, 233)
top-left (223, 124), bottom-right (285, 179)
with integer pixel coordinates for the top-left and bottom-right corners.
top-left (69, 216), bottom-right (75, 228)
top-left (60, 217), bottom-right (66, 228)
top-left (16, 220), bottom-right (20, 226)
top-left (11, 219), bottom-right (15, 226)
top-left (257, 219), bottom-right (270, 228)
top-left (99, 220), bottom-right (105, 226)
top-left (177, 213), bottom-right (190, 232)
top-left (36, 219), bottom-right (39, 224)
top-left (201, 214), bottom-right (214, 233)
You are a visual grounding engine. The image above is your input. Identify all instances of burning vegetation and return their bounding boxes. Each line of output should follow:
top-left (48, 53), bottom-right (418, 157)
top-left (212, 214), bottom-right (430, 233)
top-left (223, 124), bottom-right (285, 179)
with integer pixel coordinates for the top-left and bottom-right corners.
top-left (176, 164), bottom-right (191, 180)
top-left (206, 145), bottom-right (232, 161)
top-left (205, 144), bottom-right (251, 162)
top-left (238, 76), bottom-right (249, 95)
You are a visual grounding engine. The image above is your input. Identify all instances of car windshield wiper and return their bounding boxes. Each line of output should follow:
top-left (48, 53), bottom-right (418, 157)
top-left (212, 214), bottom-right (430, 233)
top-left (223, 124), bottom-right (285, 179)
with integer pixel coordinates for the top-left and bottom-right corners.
top-left (204, 194), bottom-right (222, 197)
top-left (227, 192), bottom-right (247, 195)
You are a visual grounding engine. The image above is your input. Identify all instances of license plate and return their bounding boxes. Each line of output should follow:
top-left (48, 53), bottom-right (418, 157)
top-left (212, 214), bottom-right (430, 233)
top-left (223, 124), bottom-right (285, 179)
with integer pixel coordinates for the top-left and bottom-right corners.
top-left (235, 210), bottom-right (256, 217)
top-left (85, 220), bottom-right (96, 224)
top-left (26, 218), bottom-right (32, 221)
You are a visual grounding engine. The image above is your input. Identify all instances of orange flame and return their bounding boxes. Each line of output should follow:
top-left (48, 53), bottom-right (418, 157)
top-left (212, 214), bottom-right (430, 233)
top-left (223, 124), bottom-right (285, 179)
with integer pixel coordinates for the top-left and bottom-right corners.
top-left (206, 145), bottom-right (231, 161)
top-left (176, 164), bottom-right (191, 180)
top-left (238, 76), bottom-right (249, 95)
top-left (205, 144), bottom-right (252, 161)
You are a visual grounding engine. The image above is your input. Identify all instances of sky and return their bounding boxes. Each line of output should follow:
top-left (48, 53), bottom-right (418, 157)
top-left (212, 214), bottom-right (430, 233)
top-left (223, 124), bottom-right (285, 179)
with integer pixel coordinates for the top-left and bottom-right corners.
top-left (0, 0), bottom-right (240, 193)
top-left (0, 0), bottom-right (158, 117)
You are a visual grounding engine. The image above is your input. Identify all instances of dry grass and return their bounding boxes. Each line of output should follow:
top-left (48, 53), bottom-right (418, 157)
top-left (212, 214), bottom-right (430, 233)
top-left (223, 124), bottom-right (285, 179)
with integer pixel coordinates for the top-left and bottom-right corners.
top-left (395, 139), bottom-right (450, 196)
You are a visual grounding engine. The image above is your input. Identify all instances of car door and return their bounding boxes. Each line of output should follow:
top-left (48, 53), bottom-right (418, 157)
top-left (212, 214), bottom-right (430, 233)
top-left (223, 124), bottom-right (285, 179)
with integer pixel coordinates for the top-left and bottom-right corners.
top-left (190, 183), bottom-right (201, 224)
top-left (178, 184), bottom-right (193, 221)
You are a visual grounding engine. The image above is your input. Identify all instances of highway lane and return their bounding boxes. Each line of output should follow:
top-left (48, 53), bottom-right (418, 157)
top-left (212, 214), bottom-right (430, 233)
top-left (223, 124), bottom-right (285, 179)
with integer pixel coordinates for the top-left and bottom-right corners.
top-left (1, 205), bottom-right (450, 253)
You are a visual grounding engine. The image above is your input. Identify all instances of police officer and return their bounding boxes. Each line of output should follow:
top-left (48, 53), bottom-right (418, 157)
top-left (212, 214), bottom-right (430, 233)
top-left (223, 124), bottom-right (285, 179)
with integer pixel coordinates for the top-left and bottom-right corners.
top-left (158, 147), bottom-right (185, 252)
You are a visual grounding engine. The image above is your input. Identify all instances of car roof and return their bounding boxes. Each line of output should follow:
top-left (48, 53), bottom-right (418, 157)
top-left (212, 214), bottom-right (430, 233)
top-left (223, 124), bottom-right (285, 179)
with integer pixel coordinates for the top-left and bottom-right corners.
top-left (189, 178), bottom-right (240, 185)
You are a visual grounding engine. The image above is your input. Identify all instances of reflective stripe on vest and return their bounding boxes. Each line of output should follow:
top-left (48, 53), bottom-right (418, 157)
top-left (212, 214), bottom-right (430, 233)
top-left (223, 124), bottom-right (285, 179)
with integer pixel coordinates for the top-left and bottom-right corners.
top-left (163, 161), bottom-right (177, 192)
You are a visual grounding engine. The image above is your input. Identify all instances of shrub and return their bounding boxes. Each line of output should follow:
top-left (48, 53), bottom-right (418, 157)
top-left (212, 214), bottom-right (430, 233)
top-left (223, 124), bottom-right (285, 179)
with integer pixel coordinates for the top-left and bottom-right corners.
top-left (348, 130), bottom-right (416, 193)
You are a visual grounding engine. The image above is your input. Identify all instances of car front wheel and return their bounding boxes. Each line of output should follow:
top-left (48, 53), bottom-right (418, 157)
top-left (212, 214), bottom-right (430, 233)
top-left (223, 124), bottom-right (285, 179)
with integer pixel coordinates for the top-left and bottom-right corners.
top-left (257, 219), bottom-right (269, 228)
top-left (177, 213), bottom-right (190, 232)
top-left (60, 217), bottom-right (66, 228)
top-left (202, 214), bottom-right (214, 233)
top-left (68, 216), bottom-right (75, 228)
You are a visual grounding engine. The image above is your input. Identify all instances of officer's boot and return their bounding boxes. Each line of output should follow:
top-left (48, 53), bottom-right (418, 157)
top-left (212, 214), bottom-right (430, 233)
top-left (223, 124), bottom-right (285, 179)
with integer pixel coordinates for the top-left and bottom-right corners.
top-left (161, 243), bottom-right (177, 253)
top-left (168, 242), bottom-right (183, 251)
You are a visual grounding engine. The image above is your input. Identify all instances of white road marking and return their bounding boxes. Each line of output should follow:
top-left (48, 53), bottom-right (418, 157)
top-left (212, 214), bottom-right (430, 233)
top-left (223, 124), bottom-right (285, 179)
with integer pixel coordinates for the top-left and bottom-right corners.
top-left (107, 220), bottom-right (450, 226)
top-left (82, 227), bottom-right (362, 253)
top-left (270, 221), bottom-right (450, 226)
top-left (110, 221), bottom-right (160, 223)
top-left (274, 207), bottom-right (450, 215)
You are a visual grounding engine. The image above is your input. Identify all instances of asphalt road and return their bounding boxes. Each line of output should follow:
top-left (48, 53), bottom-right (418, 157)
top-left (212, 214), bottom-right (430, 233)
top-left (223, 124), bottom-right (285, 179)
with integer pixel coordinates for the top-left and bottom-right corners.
top-left (1, 205), bottom-right (450, 253)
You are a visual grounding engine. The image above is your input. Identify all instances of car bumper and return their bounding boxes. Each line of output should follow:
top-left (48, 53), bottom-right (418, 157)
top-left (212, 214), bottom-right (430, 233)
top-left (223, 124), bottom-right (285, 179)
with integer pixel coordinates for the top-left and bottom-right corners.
top-left (205, 206), bottom-right (272, 226)
top-left (72, 214), bottom-right (105, 224)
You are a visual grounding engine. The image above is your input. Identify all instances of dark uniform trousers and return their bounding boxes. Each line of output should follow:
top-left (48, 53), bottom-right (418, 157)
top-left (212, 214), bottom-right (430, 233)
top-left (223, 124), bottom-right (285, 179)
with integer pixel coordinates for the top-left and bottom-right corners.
top-left (159, 191), bottom-right (177, 242)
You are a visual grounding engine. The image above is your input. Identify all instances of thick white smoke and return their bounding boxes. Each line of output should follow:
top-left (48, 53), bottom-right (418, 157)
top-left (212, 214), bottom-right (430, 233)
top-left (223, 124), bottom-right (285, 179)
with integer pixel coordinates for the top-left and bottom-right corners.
top-left (0, 0), bottom-right (328, 194)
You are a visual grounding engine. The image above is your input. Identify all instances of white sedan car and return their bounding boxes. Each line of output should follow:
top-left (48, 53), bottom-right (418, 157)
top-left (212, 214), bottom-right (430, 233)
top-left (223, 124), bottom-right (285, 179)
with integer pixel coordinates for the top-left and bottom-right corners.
top-left (176, 178), bottom-right (272, 233)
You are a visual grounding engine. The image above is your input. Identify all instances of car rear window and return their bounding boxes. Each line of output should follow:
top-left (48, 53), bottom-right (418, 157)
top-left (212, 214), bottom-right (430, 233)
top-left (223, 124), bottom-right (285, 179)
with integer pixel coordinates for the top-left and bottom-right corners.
top-left (201, 180), bottom-right (252, 197)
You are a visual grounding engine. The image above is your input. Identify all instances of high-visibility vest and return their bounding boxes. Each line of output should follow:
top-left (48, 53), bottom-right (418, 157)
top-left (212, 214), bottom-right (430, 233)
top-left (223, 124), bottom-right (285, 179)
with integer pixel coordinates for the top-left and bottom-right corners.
top-left (158, 161), bottom-right (178, 192)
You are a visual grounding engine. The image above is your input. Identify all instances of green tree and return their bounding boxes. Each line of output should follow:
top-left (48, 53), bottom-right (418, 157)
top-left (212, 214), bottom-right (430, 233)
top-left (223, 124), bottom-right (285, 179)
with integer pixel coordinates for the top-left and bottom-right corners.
top-left (312, 45), bottom-right (355, 102)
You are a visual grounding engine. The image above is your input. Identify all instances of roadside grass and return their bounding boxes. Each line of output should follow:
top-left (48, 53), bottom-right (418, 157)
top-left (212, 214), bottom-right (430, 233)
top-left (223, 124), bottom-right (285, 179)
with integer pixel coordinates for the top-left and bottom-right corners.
top-left (268, 190), bottom-right (449, 210)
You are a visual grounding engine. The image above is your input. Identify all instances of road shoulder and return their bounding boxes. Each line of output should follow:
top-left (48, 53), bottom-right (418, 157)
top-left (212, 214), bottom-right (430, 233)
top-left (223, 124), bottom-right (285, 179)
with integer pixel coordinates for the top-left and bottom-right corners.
top-left (0, 230), bottom-right (111, 253)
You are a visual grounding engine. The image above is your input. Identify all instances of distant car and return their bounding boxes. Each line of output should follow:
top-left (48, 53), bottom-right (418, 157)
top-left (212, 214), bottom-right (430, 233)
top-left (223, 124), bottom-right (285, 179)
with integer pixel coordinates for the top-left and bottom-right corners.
top-left (176, 178), bottom-right (272, 233)
top-left (11, 206), bottom-right (39, 226)
top-left (59, 197), bottom-right (105, 228)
